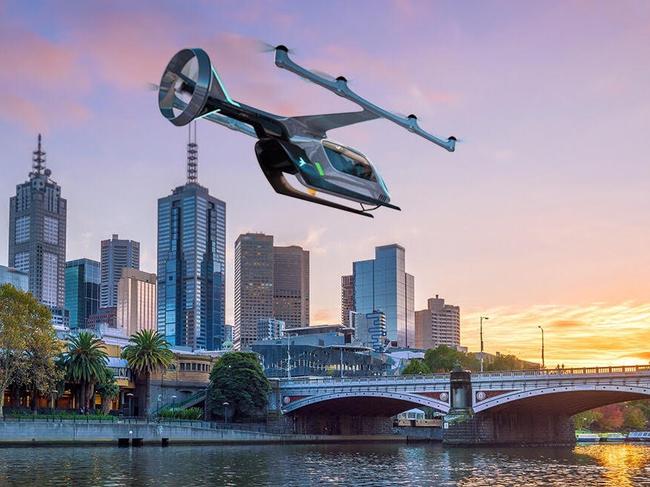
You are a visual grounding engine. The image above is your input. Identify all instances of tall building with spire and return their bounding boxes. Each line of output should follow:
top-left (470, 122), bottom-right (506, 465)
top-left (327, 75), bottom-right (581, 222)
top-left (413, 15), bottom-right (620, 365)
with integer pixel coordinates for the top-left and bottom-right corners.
top-left (157, 123), bottom-right (226, 350)
top-left (8, 135), bottom-right (67, 325)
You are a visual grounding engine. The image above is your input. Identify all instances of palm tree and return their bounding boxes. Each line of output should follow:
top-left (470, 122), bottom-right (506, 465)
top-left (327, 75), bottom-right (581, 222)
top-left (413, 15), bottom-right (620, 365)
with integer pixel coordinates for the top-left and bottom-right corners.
top-left (62, 332), bottom-right (108, 411)
top-left (121, 330), bottom-right (174, 417)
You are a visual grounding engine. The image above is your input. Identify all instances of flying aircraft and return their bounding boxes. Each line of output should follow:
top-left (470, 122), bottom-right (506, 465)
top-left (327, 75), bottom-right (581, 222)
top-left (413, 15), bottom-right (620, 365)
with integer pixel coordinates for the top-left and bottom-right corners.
top-left (157, 46), bottom-right (457, 218)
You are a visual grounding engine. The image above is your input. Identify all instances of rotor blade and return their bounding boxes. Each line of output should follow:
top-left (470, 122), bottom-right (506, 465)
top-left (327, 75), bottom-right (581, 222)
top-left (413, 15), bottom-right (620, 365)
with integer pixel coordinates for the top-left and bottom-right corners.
top-left (274, 49), bottom-right (456, 152)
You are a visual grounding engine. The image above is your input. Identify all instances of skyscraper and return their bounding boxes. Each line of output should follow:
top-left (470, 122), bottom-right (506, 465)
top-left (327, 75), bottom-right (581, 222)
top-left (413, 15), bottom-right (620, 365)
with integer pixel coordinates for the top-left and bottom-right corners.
top-left (8, 135), bottom-right (67, 322)
top-left (100, 234), bottom-right (140, 308)
top-left (352, 244), bottom-right (415, 347)
top-left (415, 295), bottom-right (461, 350)
top-left (0, 265), bottom-right (29, 291)
top-left (157, 124), bottom-right (226, 350)
top-left (117, 268), bottom-right (157, 337)
top-left (234, 233), bottom-right (273, 350)
top-left (340, 274), bottom-right (354, 327)
top-left (273, 245), bottom-right (309, 329)
top-left (65, 259), bottom-right (100, 330)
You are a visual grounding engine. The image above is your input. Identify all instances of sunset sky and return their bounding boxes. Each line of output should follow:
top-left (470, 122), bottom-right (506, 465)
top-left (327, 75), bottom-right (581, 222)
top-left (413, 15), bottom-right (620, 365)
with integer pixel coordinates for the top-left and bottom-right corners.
top-left (1, 0), bottom-right (648, 366)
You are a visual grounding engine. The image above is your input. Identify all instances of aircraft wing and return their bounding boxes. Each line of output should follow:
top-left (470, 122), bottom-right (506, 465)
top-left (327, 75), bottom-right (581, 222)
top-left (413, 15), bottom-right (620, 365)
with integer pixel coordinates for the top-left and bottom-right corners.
top-left (287, 110), bottom-right (380, 138)
top-left (274, 48), bottom-right (456, 152)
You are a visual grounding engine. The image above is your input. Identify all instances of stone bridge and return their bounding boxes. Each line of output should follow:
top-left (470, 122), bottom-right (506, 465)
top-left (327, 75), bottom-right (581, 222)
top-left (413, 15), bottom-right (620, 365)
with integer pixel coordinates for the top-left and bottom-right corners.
top-left (270, 365), bottom-right (650, 444)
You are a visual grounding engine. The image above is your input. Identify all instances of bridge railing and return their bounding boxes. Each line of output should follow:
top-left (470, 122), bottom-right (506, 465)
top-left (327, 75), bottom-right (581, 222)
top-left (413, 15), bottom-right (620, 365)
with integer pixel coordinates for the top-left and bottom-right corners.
top-left (474, 364), bottom-right (650, 378)
top-left (278, 374), bottom-right (448, 385)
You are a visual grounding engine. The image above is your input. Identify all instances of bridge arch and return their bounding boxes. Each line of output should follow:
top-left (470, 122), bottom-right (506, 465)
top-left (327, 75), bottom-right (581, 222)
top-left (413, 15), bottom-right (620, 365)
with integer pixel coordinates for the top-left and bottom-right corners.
top-left (282, 391), bottom-right (450, 416)
top-left (474, 384), bottom-right (650, 415)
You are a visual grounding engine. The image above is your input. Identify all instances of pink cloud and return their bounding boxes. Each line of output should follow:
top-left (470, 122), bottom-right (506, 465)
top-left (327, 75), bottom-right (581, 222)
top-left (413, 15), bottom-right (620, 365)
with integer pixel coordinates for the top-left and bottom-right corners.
top-left (0, 94), bottom-right (47, 131)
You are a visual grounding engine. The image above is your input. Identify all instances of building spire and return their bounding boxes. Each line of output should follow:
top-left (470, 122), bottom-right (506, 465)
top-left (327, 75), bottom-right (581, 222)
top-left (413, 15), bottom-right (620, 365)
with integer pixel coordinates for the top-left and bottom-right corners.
top-left (32, 133), bottom-right (46, 175)
top-left (186, 122), bottom-right (198, 184)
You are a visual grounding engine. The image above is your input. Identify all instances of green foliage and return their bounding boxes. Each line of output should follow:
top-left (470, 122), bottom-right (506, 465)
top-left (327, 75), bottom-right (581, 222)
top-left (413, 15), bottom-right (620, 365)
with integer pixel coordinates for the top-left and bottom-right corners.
top-left (485, 353), bottom-right (538, 372)
top-left (0, 284), bottom-right (54, 416)
top-left (207, 352), bottom-right (270, 421)
top-left (401, 359), bottom-right (431, 375)
top-left (423, 345), bottom-right (479, 372)
top-left (121, 330), bottom-right (174, 378)
top-left (5, 411), bottom-right (114, 421)
top-left (574, 409), bottom-right (603, 431)
top-left (121, 330), bottom-right (174, 416)
top-left (61, 331), bottom-right (109, 410)
top-left (159, 407), bottom-right (203, 420)
top-left (96, 368), bottom-right (120, 414)
top-left (623, 406), bottom-right (647, 430)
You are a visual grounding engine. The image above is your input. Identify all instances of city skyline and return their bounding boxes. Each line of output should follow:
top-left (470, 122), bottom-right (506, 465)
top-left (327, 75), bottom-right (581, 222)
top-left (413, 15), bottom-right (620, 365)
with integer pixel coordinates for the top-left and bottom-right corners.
top-left (1, 1), bottom-right (649, 366)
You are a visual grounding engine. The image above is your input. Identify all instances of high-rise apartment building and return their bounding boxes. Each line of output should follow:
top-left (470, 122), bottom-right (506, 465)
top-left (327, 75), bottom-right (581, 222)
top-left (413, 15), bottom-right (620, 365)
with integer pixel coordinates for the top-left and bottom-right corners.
top-left (273, 245), bottom-right (309, 329)
top-left (8, 135), bottom-right (67, 321)
top-left (157, 125), bottom-right (226, 350)
top-left (415, 294), bottom-right (461, 350)
top-left (234, 233), bottom-right (274, 350)
top-left (65, 259), bottom-right (100, 330)
top-left (341, 274), bottom-right (354, 327)
top-left (117, 268), bottom-right (157, 337)
top-left (352, 244), bottom-right (415, 347)
top-left (100, 234), bottom-right (140, 308)
top-left (0, 265), bottom-right (29, 291)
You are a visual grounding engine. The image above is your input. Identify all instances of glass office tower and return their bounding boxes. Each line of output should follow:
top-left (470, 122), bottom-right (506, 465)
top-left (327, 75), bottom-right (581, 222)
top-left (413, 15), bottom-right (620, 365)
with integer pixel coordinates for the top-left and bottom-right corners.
top-left (65, 259), bottom-right (100, 329)
top-left (157, 129), bottom-right (226, 350)
top-left (353, 244), bottom-right (415, 347)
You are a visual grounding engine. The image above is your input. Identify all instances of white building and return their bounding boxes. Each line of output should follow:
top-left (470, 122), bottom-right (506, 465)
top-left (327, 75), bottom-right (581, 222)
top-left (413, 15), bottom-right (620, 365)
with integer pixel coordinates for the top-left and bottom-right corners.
top-left (415, 295), bottom-right (461, 350)
top-left (117, 268), bottom-right (156, 337)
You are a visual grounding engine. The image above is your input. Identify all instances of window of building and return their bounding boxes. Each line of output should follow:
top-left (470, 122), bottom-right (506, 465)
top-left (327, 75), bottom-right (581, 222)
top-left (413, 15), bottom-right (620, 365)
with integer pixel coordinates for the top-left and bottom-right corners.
top-left (15, 216), bottom-right (30, 243)
top-left (42, 252), bottom-right (58, 306)
top-left (14, 252), bottom-right (30, 273)
top-left (44, 216), bottom-right (59, 245)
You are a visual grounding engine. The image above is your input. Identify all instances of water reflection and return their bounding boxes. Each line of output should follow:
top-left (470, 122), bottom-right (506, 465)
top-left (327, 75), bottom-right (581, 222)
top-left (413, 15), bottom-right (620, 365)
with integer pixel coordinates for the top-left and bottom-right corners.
top-left (0, 443), bottom-right (648, 486)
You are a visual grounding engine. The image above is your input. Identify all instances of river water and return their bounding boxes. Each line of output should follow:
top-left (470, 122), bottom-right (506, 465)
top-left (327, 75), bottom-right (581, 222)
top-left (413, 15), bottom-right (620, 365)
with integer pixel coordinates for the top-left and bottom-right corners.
top-left (0, 443), bottom-right (649, 486)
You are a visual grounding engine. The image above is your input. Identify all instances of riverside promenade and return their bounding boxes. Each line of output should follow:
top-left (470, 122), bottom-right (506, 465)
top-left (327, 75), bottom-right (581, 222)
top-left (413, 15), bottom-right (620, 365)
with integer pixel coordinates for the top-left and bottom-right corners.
top-left (0, 418), bottom-right (409, 446)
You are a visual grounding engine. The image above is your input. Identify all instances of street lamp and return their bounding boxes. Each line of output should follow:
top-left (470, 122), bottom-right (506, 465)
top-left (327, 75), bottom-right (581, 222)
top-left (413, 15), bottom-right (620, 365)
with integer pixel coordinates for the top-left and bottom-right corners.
top-left (480, 316), bottom-right (489, 372)
top-left (171, 395), bottom-right (177, 409)
top-left (538, 325), bottom-right (545, 369)
top-left (223, 401), bottom-right (230, 424)
top-left (126, 392), bottom-right (134, 417)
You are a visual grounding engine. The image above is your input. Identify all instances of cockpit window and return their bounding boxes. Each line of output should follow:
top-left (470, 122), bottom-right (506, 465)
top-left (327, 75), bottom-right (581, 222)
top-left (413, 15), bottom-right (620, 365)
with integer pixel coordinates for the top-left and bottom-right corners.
top-left (323, 141), bottom-right (375, 181)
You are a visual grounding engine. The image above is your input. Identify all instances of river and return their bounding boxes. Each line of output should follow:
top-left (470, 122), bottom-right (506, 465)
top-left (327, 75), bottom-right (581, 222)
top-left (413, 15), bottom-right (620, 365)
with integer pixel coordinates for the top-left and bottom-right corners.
top-left (0, 443), bottom-right (649, 486)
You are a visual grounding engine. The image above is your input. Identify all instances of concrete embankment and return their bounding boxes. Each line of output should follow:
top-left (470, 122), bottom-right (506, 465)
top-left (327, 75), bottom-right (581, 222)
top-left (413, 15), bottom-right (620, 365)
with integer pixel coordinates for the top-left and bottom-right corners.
top-left (0, 420), bottom-right (409, 446)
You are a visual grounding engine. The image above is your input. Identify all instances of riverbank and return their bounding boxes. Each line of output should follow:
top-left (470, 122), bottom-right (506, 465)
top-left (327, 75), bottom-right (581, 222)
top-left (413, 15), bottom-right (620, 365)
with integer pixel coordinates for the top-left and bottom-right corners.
top-left (0, 419), bottom-right (424, 446)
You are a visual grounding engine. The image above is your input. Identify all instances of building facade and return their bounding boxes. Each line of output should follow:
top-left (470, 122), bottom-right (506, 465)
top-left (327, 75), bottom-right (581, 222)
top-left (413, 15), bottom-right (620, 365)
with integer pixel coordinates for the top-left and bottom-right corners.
top-left (354, 310), bottom-right (388, 352)
top-left (352, 244), bottom-right (415, 348)
top-left (117, 268), bottom-right (157, 337)
top-left (415, 294), bottom-right (461, 350)
top-left (8, 135), bottom-right (66, 319)
top-left (340, 274), bottom-right (354, 327)
top-left (273, 245), bottom-right (309, 329)
top-left (0, 265), bottom-right (29, 291)
top-left (100, 234), bottom-right (140, 309)
top-left (234, 233), bottom-right (274, 350)
top-left (257, 318), bottom-right (285, 341)
top-left (157, 131), bottom-right (226, 350)
top-left (65, 258), bottom-right (100, 330)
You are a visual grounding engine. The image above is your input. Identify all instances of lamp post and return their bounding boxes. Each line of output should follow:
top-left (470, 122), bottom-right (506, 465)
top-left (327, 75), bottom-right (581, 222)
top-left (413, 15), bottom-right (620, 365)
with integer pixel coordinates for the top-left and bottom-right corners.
top-left (223, 401), bottom-right (230, 424)
top-left (171, 395), bottom-right (177, 410)
top-left (538, 325), bottom-right (545, 369)
top-left (479, 316), bottom-right (489, 372)
top-left (126, 392), bottom-right (134, 417)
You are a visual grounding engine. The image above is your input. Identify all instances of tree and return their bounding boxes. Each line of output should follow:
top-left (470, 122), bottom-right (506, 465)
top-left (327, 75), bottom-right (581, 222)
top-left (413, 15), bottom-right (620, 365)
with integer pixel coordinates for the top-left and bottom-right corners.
top-left (401, 359), bottom-right (431, 375)
top-left (121, 330), bottom-right (174, 416)
top-left (623, 406), bottom-right (647, 430)
top-left (95, 367), bottom-right (120, 414)
top-left (574, 409), bottom-right (603, 431)
top-left (62, 331), bottom-right (108, 410)
top-left (596, 404), bottom-right (625, 431)
top-left (0, 284), bottom-right (53, 417)
top-left (207, 352), bottom-right (270, 421)
top-left (424, 345), bottom-right (479, 372)
top-left (21, 316), bottom-right (64, 413)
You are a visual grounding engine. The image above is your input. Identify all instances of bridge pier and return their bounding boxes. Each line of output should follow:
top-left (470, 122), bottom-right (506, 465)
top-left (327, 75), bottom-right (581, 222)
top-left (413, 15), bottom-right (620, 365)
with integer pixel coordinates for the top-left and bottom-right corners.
top-left (443, 410), bottom-right (575, 446)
